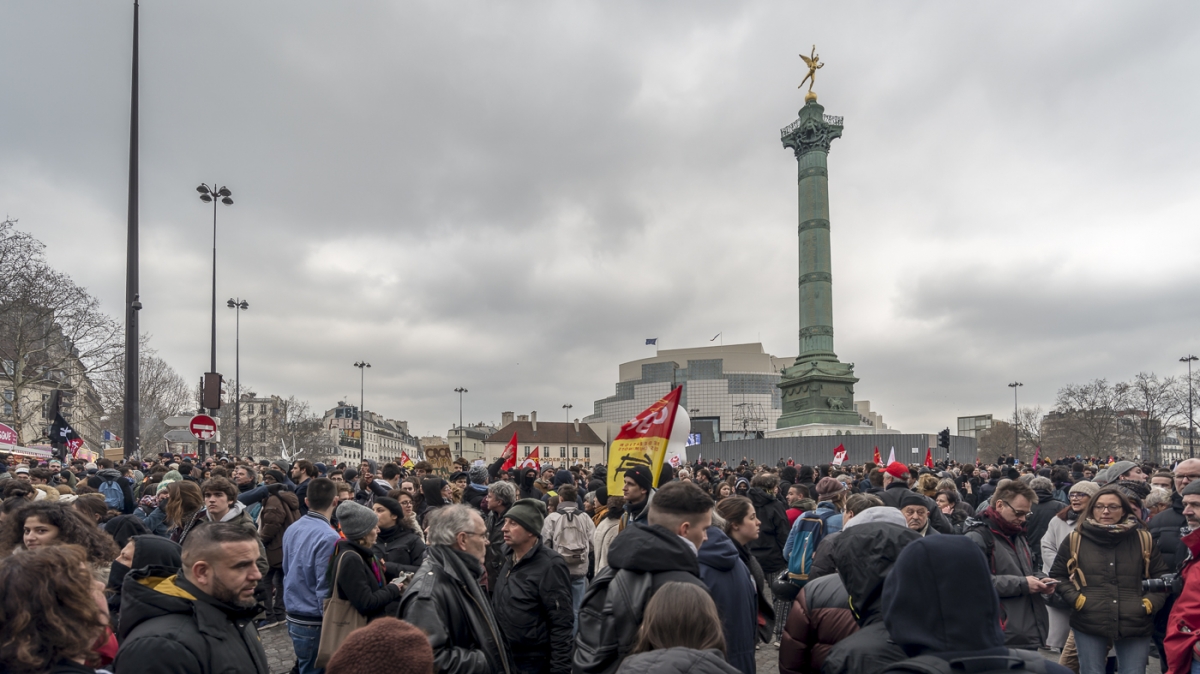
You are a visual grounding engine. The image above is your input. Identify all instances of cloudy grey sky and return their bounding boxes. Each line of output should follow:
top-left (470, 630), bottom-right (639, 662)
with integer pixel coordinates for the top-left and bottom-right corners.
top-left (3, 1), bottom-right (1198, 440)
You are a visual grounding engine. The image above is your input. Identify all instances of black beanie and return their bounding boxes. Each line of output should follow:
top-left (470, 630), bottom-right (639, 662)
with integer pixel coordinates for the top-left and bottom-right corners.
top-left (625, 465), bottom-right (654, 492)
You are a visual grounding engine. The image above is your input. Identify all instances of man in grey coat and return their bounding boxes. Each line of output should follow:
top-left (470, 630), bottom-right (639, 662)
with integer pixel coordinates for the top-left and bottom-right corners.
top-left (964, 479), bottom-right (1053, 650)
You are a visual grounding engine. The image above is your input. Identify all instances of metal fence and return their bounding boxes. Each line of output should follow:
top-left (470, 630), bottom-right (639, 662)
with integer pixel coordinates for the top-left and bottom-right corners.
top-left (685, 433), bottom-right (977, 467)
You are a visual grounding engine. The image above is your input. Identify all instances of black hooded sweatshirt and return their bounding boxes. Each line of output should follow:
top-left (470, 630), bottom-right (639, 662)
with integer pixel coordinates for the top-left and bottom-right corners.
top-left (880, 535), bottom-right (1074, 674)
top-left (107, 535), bottom-right (183, 627)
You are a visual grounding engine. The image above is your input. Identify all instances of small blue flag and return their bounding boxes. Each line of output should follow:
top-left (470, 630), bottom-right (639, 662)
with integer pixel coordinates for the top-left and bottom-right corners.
top-left (645, 338), bottom-right (657, 345)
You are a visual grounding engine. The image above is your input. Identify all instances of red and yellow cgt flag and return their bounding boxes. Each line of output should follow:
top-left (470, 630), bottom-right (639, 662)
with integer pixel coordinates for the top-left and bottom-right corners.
top-left (606, 387), bottom-right (683, 496)
top-left (399, 450), bottom-right (414, 469)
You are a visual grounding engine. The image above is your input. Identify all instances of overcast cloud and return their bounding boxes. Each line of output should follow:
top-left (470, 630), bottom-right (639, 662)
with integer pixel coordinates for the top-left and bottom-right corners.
top-left (2, 1), bottom-right (1198, 440)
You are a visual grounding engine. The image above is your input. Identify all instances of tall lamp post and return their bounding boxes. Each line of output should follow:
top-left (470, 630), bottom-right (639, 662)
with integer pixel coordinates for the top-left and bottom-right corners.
top-left (454, 387), bottom-right (468, 459)
top-left (227, 298), bottom-right (248, 456)
top-left (197, 183), bottom-right (231, 458)
top-left (1183, 356), bottom-right (1197, 459)
top-left (1008, 382), bottom-right (1023, 462)
top-left (354, 361), bottom-right (370, 461)
top-left (562, 403), bottom-right (573, 468)
top-left (123, 0), bottom-right (141, 460)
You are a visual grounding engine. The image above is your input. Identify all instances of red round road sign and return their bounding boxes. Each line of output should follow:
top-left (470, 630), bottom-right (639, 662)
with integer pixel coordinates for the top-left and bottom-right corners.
top-left (189, 414), bottom-right (218, 441)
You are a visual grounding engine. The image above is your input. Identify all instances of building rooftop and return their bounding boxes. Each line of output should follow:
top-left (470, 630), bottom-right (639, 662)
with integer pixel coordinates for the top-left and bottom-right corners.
top-left (485, 420), bottom-right (603, 446)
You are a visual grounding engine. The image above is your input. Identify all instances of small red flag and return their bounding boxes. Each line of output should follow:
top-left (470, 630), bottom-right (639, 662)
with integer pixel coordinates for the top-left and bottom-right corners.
top-left (520, 447), bottom-right (541, 471)
top-left (924, 447), bottom-right (934, 469)
top-left (832, 444), bottom-right (847, 466)
top-left (500, 432), bottom-right (518, 472)
top-left (873, 446), bottom-right (881, 464)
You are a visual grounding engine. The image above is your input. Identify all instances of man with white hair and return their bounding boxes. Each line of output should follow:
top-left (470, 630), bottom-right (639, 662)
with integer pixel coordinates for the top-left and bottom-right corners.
top-left (401, 504), bottom-right (514, 674)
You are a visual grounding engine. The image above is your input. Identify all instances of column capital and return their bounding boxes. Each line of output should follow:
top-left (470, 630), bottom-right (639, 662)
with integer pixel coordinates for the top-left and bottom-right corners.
top-left (781, 101), bottom-right (843, 157)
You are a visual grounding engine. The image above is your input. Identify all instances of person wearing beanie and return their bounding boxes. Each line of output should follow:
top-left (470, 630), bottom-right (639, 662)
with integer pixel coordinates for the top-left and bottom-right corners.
top-left (494, 498), bottom-right (576, 674)
top-left (258, 468), bottom-right (302, 629)
top-left (621, 464), bottom-right (656, 528)
top-left (325, 617), bottom-right (435, 674)
top-left (877, 463), bottom-right (954, 535)
top-left (1040, 479), bottom-right (1101, 654)
top-left (332, 500), bottom-right (405, 622)
top-left (463, 466), bottom-right (489, 511)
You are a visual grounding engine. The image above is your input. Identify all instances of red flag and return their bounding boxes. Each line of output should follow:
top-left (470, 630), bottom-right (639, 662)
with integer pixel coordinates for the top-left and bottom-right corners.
top-left (520, 447), bottom-right (541, 471)
top-left (1032, 446), bottom-right (1041, 467)
top-left (924, 448), bottom-right (934, 469)
top-left (832, 444), bottom-right (847, 466)
top-left (606, 386), bottom-right (684, 495)
top-left (500, 432), bottom-right (518, 472)
top-left (873, 446), bottom-right (881, 464)
top-left (399, 450), bottom-right (414, 468)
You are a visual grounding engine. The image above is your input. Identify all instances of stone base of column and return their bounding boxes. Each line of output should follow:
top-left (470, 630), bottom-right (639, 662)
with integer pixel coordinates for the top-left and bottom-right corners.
top-left (775, 358), bottom-right (862, 428)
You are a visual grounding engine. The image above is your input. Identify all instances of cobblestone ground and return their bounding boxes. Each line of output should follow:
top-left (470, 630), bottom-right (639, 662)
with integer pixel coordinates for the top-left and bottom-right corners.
top-left (260, 623), bottom-right (295, 674)
top-left (754, 644), bottom-right (1163, 674)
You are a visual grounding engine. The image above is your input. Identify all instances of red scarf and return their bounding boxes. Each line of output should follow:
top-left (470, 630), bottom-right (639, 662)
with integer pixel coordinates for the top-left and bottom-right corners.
top-left (983, 505), bottom-right (1026, 538)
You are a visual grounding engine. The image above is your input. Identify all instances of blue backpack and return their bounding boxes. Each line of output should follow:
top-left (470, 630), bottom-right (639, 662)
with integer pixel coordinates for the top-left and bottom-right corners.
top-left (786, 509), bottom-right (836, 588)
top-left (99, 478), bottom-right (124, 511)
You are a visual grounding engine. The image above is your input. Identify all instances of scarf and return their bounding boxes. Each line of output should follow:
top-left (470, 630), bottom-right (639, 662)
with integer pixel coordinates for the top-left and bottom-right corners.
top-left (982, 505), bottom-right (1025, 538)
top-left (1084, 515), bottom-right (1138, 534)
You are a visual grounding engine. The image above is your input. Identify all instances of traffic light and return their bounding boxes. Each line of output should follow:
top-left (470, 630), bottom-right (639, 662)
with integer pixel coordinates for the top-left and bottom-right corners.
top-left (937, 428), bottom-right (951, 450)
top-left (202, 372), bottom-right (224, 410)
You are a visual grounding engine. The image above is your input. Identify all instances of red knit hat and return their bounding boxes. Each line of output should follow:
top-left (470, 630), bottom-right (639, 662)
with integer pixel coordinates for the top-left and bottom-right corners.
top-left (884, 462), bottom-right (910, 479)
top-left (325, 617), bottom-right (434, 674)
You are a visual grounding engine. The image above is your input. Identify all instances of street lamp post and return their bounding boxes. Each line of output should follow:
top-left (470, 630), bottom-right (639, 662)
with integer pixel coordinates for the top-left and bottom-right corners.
top-left (563, 403), bottom-right (573, 469)
top-left (1008, 382), bottom-right (1023, 462)
top-left (354, 361), bottom-right (370, 462)
top-left (227, 298), bottom-right (248, 456)
top-left (454, 387), bottom-right (468, 459)
top-left (197, 183), bottom-right (231, 458)
top-left (1183, 356), bottom-right (1197, 459)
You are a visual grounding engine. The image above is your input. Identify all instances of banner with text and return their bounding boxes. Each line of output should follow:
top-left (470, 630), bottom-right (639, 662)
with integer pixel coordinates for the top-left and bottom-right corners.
top-left (606, 386), bottom-right (683, 495)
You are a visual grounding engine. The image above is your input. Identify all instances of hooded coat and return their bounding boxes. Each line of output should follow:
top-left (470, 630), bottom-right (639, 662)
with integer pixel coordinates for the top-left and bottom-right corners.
top-left (747, 486), bottom-right (790, 575)
top-left (820, 521), bottom-right (920, 674)
top-left (258, 489), bottom-right (300, 568)
top-left (964, 511), bottom-right (1049, 650)
top-left (114, 566), bottom-right (268, 674)
top-left (879, 535), bottom-right (1074, 674)
top-left (106, 535), bottom-right (182, 629)
top-left (779, 573), bottom-right (857, 674)
top-left (697, 526), bottom-right (757, 674)
top-left (519, 468), bottom-right (544, 501)
top-left (375, 521), bottom-right (427, 575)
top-left (1025, 488), bottom-right (1067, 570)
top-left (614, 648), bottom-right (740, 674)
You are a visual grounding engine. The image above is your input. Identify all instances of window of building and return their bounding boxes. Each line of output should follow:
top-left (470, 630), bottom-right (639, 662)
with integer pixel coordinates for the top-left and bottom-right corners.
top-left (572, 447), bottom-right (578, 458)
top-left (584, 447), bottom-right (590, 458)
top-left (2, 389), bottom-right (11, 402)
top-left (525, 446), bottom-right (531, 456)
top-left (455, 441), bottom-right (460, 452)
top-left (2, 403), bottom-right (10, 417)
top-left (260, 404), bottom-right (267, 415)
top-left (559, 446), bottom-right (566, 458)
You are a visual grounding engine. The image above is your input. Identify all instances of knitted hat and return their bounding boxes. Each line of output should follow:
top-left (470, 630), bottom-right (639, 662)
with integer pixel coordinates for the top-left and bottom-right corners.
top-left (325, 617), bottom-right (434, 674)
top-left (336, 500), bottom-right (379, 542)
top-left (504, 498), bottom-right (547, 536)
top-left (468, 465), bottom-right (488, 485)
top-left (264, 469), bottom-right (288, 486)
top-left (898, 492), bottom-right (930, 510)
top-left (14, 465), bottom-right (29, 475)
top-left (1108, 461), bottom-right (1137, 482)
top-left (1069, 481), bottom-right (1100, 498)
top-left (1182, 480), bottom-right (1200, 497)
top-left (884, 462), bottom-right (910, 479)
top-left (1092, 468), bottom-right (1111, 485)
top-left (816, 476), bottom-right (847, 498)
top-left (624, 465), bottom-right (654, 492)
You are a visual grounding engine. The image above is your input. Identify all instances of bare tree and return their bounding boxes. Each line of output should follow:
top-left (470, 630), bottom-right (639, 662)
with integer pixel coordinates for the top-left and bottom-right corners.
top-left (0, 219), bottom-right (122, 444)
top-left (1118, 372), bottom-right (1180, 464)
top-left (95, 338), bottom-right (194, 456)
top-left (1016, 405), bottom-right (1044, 463)
top-left (1051, 379), bottom-right (1131, 459)
top-left (978, 420), bottom-right (1016, 463)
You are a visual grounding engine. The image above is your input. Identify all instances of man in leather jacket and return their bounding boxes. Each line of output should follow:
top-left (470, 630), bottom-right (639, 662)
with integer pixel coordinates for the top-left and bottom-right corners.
top-left (400, 504), bottom-right (515, 674)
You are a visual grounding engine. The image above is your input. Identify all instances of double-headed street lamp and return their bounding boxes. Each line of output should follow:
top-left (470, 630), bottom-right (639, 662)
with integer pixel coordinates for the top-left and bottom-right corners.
top-left (1183, 356), bottom-right (1197, 459)
top-left (454, 387), bottom-right (468, 459)
top-left (354, 361), bottom-right (371, 461)
top-left (1008, 382), bottom-right (1023, 461)
top-left (198, 183), bottom-right (231, 458)
top-left (227, 298), bottom-right (248, 456)
top-left (563, 404), bottom-right (573, 468)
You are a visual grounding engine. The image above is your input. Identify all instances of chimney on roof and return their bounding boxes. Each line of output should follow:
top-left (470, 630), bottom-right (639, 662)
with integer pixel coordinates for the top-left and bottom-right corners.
top-left (502, 411), bottom-right (514, 427)
top-left (574, 418), bottom-right (580, 433)
top-left (531, 411), bottom-right (537, 432)
top-left (518, 415), bottom-right (529, 422)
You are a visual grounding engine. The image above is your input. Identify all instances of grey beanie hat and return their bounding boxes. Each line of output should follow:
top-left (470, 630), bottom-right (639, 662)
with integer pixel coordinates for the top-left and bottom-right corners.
top-left (468, 465), bottom-right (488, 485)
top-left (1069, 481), bottom-right (1100, 498)
top-left (1093, 468), bottom-right (1111, 485)
top-left (1181, 480), bottom-right (1200, 497)
top-left (336, 499), bottom-right (379, 541)
top-left (1108, 461), bottom-right (1137, 482)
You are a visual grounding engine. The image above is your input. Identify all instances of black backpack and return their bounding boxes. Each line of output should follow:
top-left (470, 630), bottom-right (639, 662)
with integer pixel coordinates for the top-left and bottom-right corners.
top-left (882, 650), bottom-right (1049, 674)
top-left (573, 565), bottom-right (654, 674)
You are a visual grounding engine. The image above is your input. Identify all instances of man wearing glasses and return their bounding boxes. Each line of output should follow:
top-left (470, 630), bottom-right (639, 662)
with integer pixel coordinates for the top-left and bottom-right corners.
top-left (966, 480), bottom-right (1053, 651)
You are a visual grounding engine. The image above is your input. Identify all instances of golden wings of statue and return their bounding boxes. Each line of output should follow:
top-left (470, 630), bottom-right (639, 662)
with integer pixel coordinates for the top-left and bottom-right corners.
top-left (798, 45), bottom-right (823, 97)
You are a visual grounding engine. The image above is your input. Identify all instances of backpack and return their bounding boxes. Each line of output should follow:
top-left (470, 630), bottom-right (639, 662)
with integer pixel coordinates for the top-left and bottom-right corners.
top-left (787, 509), bottom-right (836, 588)
top-left (1064, 528), bottom-right (1152, 590)
top-left (99, 478), bottom-right (125, 511)
top-left (882, 650), bottom-right (1049, 674)
top-left (573, 565), bottom-right (654, 674)
top-left (555, 510), bottom-right (591, 577)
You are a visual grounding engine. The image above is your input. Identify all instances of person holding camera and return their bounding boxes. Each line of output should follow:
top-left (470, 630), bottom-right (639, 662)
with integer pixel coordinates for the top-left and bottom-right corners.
top-left (1049, 485), bottom-right (1169, 674)
top-left (1164, 479), bottom-right (1200, 674)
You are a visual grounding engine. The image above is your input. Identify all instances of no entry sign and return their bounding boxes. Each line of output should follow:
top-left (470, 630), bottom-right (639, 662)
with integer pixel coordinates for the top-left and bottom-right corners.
top-left (189, 414), bottom-right (218, 441)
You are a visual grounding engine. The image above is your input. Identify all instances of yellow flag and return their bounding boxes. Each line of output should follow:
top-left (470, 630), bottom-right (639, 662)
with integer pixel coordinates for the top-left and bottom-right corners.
top-left (605, 387), bottom-right (683, 496)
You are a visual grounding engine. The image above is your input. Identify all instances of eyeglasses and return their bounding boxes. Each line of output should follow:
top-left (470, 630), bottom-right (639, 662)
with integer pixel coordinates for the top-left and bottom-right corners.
top-left (1093, 504), bottom-right (1124, 513)
top-left (1068, 493), bottom-right (1089, 500)
top-left (997, 500), bottom-right (1030, 519)
top-left (461, 530), bottom-right (488, 539)
top-left (1176, 474), bottom-right (1200, 482)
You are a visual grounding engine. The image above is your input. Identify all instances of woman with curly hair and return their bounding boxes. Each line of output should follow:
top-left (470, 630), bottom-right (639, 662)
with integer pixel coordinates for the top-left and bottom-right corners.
top-left (163, 480), bottom-right (205, 544)
top-left (0, 545), bottom-right (111, 674)
top-left (0, 501), bottom-right (119, 571)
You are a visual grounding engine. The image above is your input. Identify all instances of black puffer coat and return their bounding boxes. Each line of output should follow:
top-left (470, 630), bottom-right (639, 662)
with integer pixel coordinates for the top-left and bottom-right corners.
top-left (115, 566), bottom-right (268, 674)
top-left (491, 540), bottom-right (575, 674)
top-left (1148, 492), bottom-right (1188, 571)
top-left (1025, 488), bottom-right (1066, 570)
top-left (1049, 518), bottom-right (1169, 640)
top-left (400, 545), bottom-right (514, 674)
top-left (615, 648), bottom-right (740, 674)
top-left (747, 486), bottom-right (790, 575)
top-left (375, 522), bottom-right (427, 575)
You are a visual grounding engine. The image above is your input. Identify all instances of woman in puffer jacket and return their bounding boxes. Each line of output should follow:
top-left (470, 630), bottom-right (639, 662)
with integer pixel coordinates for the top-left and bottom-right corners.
top-left (1049, 486), bottom-right (1169, 674)
top-left (1041, 481), bottom-right (1099, 653)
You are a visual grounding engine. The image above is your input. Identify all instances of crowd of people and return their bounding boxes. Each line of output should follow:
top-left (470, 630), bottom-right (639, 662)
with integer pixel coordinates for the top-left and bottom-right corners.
top-left (3, 450), bottom-right (1200, 674)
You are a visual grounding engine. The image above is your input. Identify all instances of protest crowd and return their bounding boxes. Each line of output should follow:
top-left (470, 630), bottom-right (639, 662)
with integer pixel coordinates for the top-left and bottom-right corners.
top-left (5, 444), bottom-right (1200, 674)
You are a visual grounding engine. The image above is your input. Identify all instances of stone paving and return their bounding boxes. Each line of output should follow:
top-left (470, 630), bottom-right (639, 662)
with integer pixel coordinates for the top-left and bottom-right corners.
top-left (259, 622), bottom-right (295, 674)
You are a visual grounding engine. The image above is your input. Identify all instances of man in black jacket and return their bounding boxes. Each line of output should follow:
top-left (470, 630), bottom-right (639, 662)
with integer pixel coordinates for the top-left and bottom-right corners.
top-left (485, 480), bottom-right (517, 592)
top-left (492, 498), bottom-right (574, 674)
top-left (1149, 458), bottom-right (1200, 664)
top-left (401, 504), bottom-right (514, 674)
top-left (115, 522), bottom-right (268, 674)
top-left (1024, 476), bottom-right (1066, 570)
top-left (747, 473), bottom-right (789, 576)
top-left (574, 480), bottom-right (712, 674)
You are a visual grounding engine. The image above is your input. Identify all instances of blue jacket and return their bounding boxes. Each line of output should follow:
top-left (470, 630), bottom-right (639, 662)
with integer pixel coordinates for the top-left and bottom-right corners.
top-left (783, 504), bottom-right (842, 560)
top-left (697, 526), bottom-right (757, 674)
top-left (282, 511), bottom-right (340, 621)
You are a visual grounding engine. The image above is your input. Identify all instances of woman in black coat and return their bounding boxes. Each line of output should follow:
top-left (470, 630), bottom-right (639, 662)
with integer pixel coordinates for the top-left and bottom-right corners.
top-left (332, 500), bottom-right (404, 621)
top-left (372, 497), bottom-right (427, 577)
